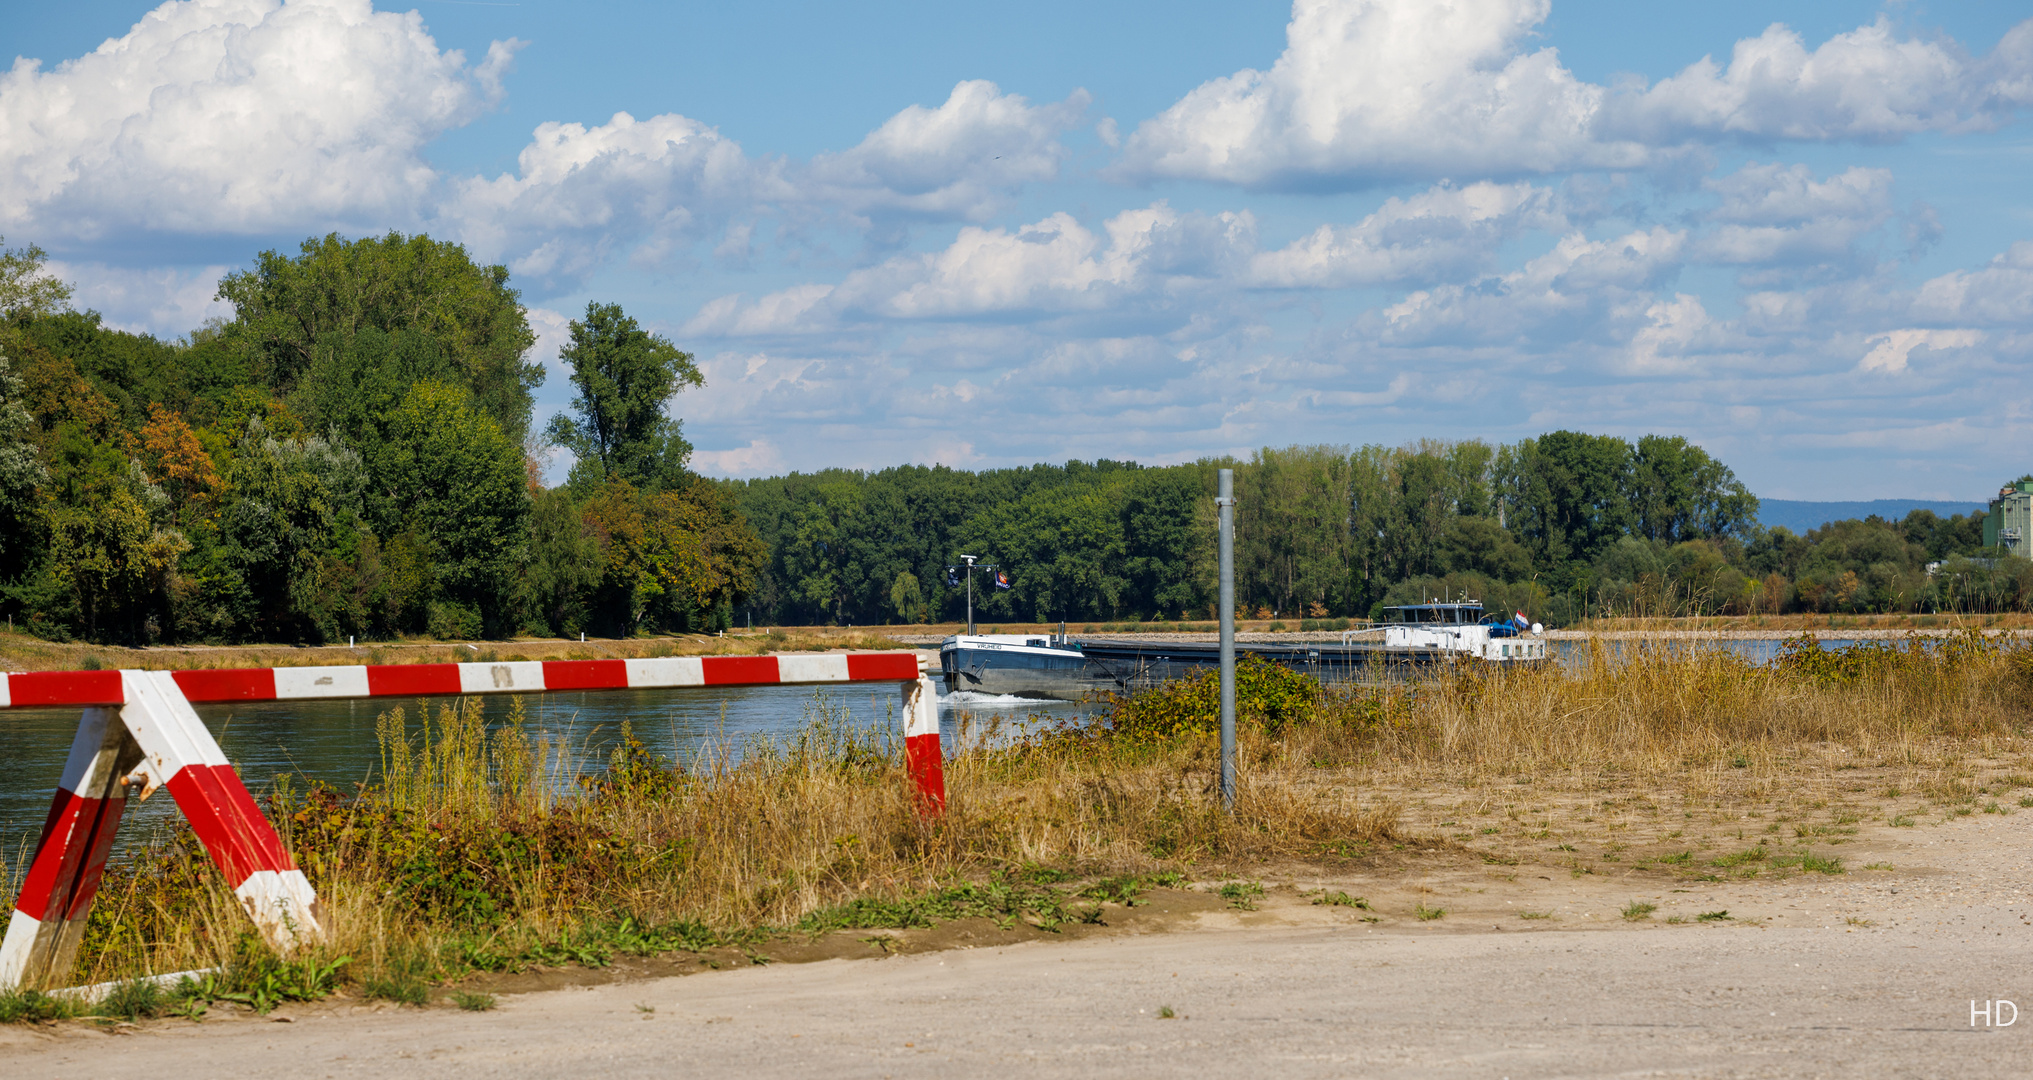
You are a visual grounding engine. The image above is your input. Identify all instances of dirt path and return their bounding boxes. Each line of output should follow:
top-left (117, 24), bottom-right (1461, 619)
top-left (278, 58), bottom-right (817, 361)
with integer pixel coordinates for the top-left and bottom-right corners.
top-left (7, 815), bottom-right (2028, 1077)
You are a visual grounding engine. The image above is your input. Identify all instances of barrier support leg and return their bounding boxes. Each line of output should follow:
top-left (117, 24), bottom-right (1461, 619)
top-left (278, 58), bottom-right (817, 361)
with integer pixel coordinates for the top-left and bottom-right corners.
top-left (902, 675), bottom-right (945, 815)
top-left (1, 707), bottom-right (142, 991)
top-left (118, 671), bottom-right (323, 952)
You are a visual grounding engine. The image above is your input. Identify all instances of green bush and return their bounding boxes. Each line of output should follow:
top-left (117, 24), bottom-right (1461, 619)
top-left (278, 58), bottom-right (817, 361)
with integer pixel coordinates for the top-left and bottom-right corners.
top-left (1099, 655), bottom-right (1322, 743)
top-left (427, 601), bottom-right (483, 640)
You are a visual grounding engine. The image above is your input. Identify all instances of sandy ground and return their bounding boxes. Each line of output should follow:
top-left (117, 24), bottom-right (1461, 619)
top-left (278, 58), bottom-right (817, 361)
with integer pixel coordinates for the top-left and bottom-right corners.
top-left (7, 811), bottom-right (2029, 1078)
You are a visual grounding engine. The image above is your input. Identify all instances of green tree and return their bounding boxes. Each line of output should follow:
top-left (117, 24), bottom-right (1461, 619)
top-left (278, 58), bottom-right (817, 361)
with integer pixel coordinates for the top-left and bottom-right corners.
top-left (1631, 435), bottom-right (1758, 542)
top-left (0, 345), bottom-right (47, 580)
top-left (1499, 431), bottom-right (1636, 570)
top-left (222, 421), bottom-right (347, 641)
top-left (45, 471), bottom-right (187, 643)
top-left (0, 236), bottom-right (73, 319)
top-left (378, 381), bottom-right (531, 635)
top-left (888, 569), bottom-right (925, 623)
top-left (215, 232), bottom-right (542, 441)
top-left (547, 302), bottom-right (703, 491)
top-left (528, 486), bottom-right (603, 635)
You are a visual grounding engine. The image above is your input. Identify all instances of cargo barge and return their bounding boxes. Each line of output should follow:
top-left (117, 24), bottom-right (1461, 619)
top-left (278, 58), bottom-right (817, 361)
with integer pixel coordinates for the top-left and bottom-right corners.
top-left (940, 602), bottom-right (1545, 700)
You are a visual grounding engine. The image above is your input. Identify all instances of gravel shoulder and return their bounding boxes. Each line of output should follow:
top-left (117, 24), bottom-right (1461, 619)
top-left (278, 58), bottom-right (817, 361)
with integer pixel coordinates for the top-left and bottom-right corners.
top-left (7, 813), bottom-right (2028, 1078)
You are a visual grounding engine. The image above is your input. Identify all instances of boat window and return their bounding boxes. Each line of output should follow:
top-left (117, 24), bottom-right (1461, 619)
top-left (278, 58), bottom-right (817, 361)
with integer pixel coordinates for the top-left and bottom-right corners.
top-left (1027, 638), bottom-right (1047, 647)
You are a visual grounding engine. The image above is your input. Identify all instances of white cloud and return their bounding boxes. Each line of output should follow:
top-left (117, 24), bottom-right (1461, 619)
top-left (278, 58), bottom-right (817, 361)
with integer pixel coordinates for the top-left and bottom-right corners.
top-left (441, 110), bottom-right (754, 290)
top-left (1911, 241), bottom-right (2033, 325)
top-left (50, 261), bottom-right (234, 338)
top-left (1857, 328), bottom-right (1982, 373)
top-left (1378, 227), bottom-right (1688, 345)
top-left (1624, 293), bottom-right (1721, 375)
top-left (440, 81), bottom-right (1086, 291)
top-left (687, 202), bottom-right (1256, 334)
top-left (0, 0), bottom-right (516, 240)
top-left (4, 5), bottom-right (1082, 287)
top-left (1248, 181), bottom-right (1564, 287)
top-left (1606, 20), bottom-right (2021, 143)
top-left (1116, 0), bottom-right (1638, 188)
top-left (525, 305), bottom-right (578, 380)
top-left (799, 80), bottom-right (1089, 223)
top-left (690, 438), bottom-right (788, 477)
top-left (1116, 1), bottom-right (2033, 188)
top-left (1691, 163), bottom-right (1893, 266)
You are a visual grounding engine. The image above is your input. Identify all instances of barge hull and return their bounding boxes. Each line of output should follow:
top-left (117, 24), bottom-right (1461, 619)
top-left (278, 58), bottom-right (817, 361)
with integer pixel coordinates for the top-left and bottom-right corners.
top-left (941, 637), bottom-right (1445, 700)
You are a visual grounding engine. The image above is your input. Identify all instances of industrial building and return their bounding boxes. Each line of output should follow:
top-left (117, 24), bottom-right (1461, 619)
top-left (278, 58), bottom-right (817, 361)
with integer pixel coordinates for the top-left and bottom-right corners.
top-left (1982, 479), bottom-right (2033, 556)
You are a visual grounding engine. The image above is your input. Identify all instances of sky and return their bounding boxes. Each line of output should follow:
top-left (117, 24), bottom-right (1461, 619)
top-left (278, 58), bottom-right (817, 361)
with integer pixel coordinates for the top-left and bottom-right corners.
top-left (4, 0), bottom-right (2032, 499)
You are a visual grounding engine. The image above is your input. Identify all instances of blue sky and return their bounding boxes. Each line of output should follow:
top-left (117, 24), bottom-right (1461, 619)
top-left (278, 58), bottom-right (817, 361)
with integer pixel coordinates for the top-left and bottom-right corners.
top-left (5, 0), bottom-right (2032, 499)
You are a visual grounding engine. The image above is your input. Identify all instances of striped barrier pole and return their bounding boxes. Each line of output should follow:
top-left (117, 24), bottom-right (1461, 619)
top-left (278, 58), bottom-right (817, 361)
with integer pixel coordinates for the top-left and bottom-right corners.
top-left (119, 671), bottom-right (324, 953)
top-left (1, 650), bottom-right (938, 990)
top-left (902, 663), bottom-right (946, 814)
top-left (0, 705), bottom-right (139, 991)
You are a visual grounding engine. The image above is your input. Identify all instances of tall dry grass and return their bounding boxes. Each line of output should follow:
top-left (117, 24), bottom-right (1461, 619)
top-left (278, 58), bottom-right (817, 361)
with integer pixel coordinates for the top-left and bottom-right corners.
top-left (42, 633), bottom-right (2033, 991)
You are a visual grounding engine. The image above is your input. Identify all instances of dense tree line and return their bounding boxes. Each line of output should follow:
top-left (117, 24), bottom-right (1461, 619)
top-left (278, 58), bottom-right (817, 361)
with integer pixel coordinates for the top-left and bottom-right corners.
top-left (1, 231), bottom-right (2021, 644)
top-left (729, 440), bottom-right (2021, 627)
top-left (0, 234), bottom-right (760, 644)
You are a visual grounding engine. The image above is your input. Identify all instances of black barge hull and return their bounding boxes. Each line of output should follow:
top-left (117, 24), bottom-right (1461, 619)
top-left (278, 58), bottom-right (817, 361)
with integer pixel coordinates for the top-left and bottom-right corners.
top-left (941, 637), bottom-right (1444, 700)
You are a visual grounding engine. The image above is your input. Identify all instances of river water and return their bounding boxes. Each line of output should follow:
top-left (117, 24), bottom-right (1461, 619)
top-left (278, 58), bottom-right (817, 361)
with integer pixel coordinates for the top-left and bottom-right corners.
top-left (0, 636), bottom-right (1876, 877)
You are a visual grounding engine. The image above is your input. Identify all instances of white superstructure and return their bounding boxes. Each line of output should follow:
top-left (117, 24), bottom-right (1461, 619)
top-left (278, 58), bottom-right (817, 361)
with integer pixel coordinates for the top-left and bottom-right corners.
top-left (1379, 603), bottom-right (1545, 662)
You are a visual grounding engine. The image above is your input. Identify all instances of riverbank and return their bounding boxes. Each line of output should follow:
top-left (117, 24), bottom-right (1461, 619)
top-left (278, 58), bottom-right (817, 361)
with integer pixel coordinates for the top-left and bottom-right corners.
top-left (0, 626), bottom-right (918, 673)
top-left (9, 612), bottom-right (2026, 673)
top-left (3, 632), bottom-right (2027, 1019)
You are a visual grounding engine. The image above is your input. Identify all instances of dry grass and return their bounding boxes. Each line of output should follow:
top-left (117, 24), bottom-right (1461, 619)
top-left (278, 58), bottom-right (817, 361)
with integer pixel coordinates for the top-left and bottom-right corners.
top-left (1577, 612), bottom-right (2033, 633)
top-left (25, 633), bottom-right (2033, 994)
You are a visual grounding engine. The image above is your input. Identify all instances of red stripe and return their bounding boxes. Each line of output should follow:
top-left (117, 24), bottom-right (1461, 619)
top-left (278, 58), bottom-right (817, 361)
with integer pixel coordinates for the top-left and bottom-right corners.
top-left (167, 764), bottom-right (293, 887)
top-left (905, 733), bottom-right (946, 814)
top-left (65, 791), bottom-right (129, 919)
top-left (365, 664), bottom-right (461, 697)
top-left (14, 790), bottom-right (90, 921)
top-left (172, 668), bottom-right (278, 703)
top-left (701, 655), bottom-right (779, 686)
top-left (540, 659), bottom-right (629, 691)
top-left (8, 671), bottom-right (124, 707)
top-left (846, 653), bottom-right (920, 682)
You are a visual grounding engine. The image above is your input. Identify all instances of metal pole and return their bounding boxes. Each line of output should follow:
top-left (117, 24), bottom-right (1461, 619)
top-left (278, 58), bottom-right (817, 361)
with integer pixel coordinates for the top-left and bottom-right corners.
top-left (967, 564), bottom-right (975, 635)
top-left (1217, 468), bottom-right (1236, 811)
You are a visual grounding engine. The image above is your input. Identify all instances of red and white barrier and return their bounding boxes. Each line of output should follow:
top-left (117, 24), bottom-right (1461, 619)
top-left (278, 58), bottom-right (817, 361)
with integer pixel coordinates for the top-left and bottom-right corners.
top-left (2, 651), bottom-right (942, 991)
top-left (0, 706), bottom-right (136, 991)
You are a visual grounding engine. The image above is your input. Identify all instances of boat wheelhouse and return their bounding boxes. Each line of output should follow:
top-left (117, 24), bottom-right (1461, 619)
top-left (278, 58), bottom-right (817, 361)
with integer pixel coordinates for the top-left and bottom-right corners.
top-left (1380, 602), bottom-right (1546, 662)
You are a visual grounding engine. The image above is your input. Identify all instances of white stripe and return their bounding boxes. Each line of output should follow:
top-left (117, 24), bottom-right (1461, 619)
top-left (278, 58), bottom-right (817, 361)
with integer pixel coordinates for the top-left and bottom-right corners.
top-left (233, 869), bottom-right (322, 949)
top-left (905, 676), bottom-right (940, 739)
top-left (775, 654), bottom-right (849, 684)
top-left (0, 673), bottom-right (10, 710)
top-left (624, 657), bottom-right (705, 688)
top-left (55, 707), bottom-right (123, 792)
top-left (274, 665), bottom-right (370, 700)
top-left (121, 670), bottom-right (229, 775)
top-left (459, 661), bottom-right (547, 694)
top-left (0, 908), bottom-right (43, 991)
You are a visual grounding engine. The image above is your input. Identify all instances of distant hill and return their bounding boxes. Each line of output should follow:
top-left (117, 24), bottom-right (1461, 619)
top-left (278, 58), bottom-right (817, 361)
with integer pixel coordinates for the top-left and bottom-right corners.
top-left (1757, 499), bottom-right (1987, 535)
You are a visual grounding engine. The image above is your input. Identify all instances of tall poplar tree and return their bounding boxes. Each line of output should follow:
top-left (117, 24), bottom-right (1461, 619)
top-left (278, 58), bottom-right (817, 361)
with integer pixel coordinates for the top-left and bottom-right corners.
top-left (547, 302), bottom-right (704, 491)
